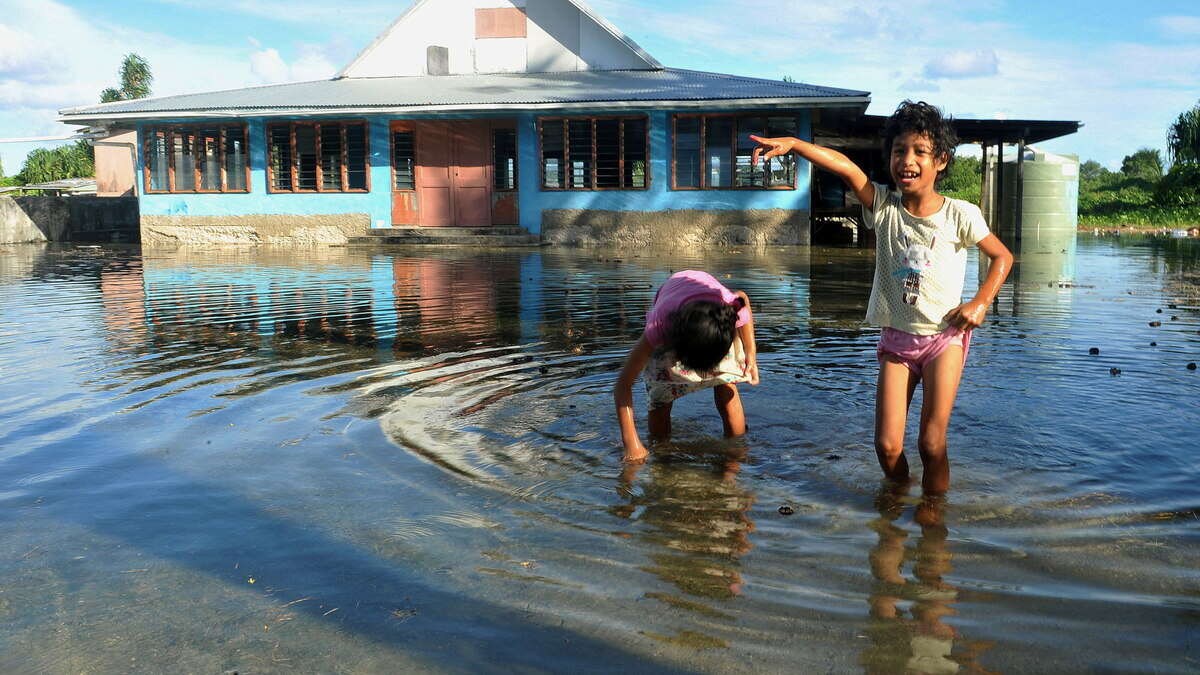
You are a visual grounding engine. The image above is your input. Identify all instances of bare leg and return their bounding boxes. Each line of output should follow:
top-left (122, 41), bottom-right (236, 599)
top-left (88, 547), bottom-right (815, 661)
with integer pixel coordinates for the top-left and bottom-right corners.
top-left (648, 402), bottom-right (672, 442)
top-left (875, 358), bottom-right (920, 482)
top-left (713, 383), bottom-right (746, 437)
top-left (917, 346), bottom-right (965, 495)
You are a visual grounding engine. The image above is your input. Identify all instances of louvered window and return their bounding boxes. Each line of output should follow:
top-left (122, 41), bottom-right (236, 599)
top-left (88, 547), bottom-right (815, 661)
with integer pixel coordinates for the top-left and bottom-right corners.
top-left (267, 121), bottom-right (370, 193)
top-left (493, 128), bottom-right (517, 191)
top-left (538, 116), bottom-right (649, 190)
top-left (143, 123), bottom-right (250, 194)
top-left (392, 130), bottom-right (415, 190)
top-left (672, 114), bottom-right (799, 190)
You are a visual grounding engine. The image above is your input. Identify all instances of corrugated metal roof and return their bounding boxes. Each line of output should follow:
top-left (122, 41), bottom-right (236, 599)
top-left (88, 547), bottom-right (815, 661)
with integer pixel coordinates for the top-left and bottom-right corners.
top-left (59, 68), bottom-right (869, 121)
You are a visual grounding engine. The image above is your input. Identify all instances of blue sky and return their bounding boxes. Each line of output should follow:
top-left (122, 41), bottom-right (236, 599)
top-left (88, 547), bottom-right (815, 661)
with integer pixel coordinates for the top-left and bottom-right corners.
top-left (1, 0), bottom-right (1198, 175)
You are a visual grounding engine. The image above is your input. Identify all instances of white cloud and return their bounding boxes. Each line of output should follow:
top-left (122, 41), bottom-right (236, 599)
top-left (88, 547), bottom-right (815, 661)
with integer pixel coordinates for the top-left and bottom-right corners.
top-left (249, 45), bottom-right (337, 84)
top-left (900, 78), bottom-right (941, 93)
top-left (1153, 15), bottom-right (1200, 39)
top-left (249, 48), bottom-right (290, 84)
top-left (923, 50), bottom-right (1000, 79)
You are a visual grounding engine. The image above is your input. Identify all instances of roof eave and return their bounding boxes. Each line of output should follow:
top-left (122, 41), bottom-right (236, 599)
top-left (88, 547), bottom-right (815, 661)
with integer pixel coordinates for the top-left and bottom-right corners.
top-left (58, 95), bottom-right (871, 125)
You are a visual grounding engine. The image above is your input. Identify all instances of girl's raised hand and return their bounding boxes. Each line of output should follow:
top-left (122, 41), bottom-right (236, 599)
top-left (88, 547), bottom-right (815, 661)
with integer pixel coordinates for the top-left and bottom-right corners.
top-left (749, 135), bottom-right (796, 166)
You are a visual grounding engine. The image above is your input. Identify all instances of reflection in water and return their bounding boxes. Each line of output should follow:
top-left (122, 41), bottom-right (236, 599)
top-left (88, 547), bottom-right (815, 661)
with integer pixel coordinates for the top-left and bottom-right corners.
top-left (862, 488), bottom-right (992, 674)
top-left (616, 444), bottom-right (755, 612)
top-left (2, 240), bottom-right (1200, 672)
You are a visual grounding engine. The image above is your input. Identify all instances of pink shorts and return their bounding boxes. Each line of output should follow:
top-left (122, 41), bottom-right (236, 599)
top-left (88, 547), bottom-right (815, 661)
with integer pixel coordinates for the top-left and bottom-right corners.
top-left (876, 326), bottom-right (971, 376)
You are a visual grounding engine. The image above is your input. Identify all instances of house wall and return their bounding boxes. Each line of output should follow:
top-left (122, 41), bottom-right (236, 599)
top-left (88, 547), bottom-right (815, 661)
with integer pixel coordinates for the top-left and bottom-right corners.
top-left (344, 0), bottom-right (648, 77)
top-left (515, 109), bottom-right (814, 246)
top-left (95, 129), bottom-right (138, 197)
top-left (136, 118), bottom-right (392, 245)
top-left (134, 108), bottom-right (814, 246)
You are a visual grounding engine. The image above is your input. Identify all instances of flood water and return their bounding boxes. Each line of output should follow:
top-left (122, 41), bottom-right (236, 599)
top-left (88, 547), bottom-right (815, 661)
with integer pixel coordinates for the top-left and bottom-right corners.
top-left (1, 237), bottom-right (1197, 673)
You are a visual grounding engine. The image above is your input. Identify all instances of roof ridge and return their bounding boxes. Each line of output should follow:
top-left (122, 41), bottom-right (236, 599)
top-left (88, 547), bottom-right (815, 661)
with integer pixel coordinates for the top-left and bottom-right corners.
top-left (663, 67), bottom-right (870, 95)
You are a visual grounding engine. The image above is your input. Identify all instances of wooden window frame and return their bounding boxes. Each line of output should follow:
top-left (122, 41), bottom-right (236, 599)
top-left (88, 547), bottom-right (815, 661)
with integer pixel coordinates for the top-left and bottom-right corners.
top-left (670, 113), bottom-right (799, 191)
top-left (143, 122), bottom-right (250, 195)
top-left (537, 115), bottom-right (650, 192)
top-left (265, 120), bottom-right (371, 194)
top-left (491, 124), bottom-right (518, 193)
top-left (390, 121), bottom-right (417, 193)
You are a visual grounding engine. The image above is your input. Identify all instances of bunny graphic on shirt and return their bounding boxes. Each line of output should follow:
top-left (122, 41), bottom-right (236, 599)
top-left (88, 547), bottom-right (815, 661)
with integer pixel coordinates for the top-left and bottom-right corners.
top-left (892, 231), bottom-right (936, 305)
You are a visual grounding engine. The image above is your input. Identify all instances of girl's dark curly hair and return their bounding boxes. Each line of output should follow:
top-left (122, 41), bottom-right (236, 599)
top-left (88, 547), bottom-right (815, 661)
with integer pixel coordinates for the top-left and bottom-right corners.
top-left (668, 300), bottom-right (739, 372)
top-left (882, 100), bottom-right (958, 182)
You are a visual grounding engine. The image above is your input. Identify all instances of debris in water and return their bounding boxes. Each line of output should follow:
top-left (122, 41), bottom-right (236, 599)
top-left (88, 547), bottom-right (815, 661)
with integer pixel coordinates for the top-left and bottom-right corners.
top-left (778, 505), bottom-right (795, 515)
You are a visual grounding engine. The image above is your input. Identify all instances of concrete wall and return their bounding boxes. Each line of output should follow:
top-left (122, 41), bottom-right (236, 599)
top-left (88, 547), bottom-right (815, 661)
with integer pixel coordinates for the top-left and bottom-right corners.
top-left (142, 213), bottom-right (370, 246)
top-left (0, 196), bottom-right (138, 244)
top-left (542, 208), bottom-right (809, 246)
top-left (0, 196), bottom-right (67, 243)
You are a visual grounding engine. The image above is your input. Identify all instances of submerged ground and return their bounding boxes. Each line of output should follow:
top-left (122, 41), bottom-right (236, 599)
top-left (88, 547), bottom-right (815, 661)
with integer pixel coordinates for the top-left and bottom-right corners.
top-left (0, 237), bottom-right (1197, 673)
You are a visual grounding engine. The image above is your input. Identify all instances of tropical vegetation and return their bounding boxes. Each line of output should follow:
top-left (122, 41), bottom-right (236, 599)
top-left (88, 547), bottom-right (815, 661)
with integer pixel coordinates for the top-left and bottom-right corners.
top-left (100, 54), bottom-right (153, 103)
top-left (941, 100), bottom-right (1200, 230)
top-left (4, 54), bottom-right (152, 190)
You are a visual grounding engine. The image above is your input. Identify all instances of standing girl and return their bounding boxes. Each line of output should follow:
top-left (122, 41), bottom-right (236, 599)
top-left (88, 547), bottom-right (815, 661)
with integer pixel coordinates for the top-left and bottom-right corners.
top-left (614, 270), bottom-right (759, 463)
top-left (752, 100), bottom-right (1012, 493)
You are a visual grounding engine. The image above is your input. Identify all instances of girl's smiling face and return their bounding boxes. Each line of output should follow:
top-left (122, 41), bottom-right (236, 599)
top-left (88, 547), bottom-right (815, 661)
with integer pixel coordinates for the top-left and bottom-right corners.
top-left (889, 131), bottom-right (949, 195)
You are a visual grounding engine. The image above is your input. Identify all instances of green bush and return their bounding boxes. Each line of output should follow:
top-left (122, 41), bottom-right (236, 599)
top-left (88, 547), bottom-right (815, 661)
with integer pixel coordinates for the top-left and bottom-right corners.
top-left (13, 141), bottom-right (94, 185)
top-left (1154, 163), bottom-right (1200, 206)
top-left (940, 154), bottom-right (981, 205)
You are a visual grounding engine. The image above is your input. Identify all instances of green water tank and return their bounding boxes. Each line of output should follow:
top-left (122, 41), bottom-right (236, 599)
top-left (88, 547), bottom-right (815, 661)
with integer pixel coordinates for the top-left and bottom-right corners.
top-left (998, 150), bottom-right (1079, 281)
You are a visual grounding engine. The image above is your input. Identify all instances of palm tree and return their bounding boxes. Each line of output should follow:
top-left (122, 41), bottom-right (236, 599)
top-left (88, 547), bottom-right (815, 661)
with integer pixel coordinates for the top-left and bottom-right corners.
top-left (1167, 101), bottom-right (1200, 165)
top-left (99, 53), bottom-right (153, 102)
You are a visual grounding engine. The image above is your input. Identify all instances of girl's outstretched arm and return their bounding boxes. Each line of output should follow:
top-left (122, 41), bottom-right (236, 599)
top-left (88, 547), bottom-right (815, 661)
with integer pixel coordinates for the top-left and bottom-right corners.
top-left (944, 234), bottom-right (1013, 329)
top-left (750, 135), bottom-right (875, 207)
top-left (614, 334), bottom-right (654, 462)
top-left (734, 291), bottom-right (759, 385)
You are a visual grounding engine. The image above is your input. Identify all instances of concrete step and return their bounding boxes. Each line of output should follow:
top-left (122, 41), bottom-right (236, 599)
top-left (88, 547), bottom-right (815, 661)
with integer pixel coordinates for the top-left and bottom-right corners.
top-left (348, 225), bottom-right (541, 247)
top-left (347, 233), bottom-right (542, 247)
top-left (363, 226), bottom-right (531, 237)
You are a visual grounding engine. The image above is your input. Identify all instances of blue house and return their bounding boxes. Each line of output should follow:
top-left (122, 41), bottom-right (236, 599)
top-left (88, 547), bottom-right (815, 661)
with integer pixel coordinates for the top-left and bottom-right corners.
top-left (58, 0), bottom-right (870, 247)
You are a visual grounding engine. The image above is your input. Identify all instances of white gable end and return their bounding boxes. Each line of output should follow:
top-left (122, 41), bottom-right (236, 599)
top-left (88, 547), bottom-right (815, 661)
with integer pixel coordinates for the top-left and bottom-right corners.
top-left (340, 0), bottom-right (659, 78)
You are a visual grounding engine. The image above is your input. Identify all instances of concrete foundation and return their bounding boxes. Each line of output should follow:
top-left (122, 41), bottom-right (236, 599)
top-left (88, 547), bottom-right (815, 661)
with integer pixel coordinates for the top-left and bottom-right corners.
top-left (141, 214), bottom-right (372, 246)
top-left (1, 196), bottom-right (69, 243)
top-left (1, 196), bottom-right (140, 244)
top-left (540, 209), bottom-right (810, 247)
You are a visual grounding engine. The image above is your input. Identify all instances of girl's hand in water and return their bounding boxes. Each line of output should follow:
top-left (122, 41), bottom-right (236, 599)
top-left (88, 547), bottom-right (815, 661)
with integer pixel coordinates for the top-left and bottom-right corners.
top-left (749, 135), bottom-right (797, 166)
top-left (944, 299), bottom-right (989, 329)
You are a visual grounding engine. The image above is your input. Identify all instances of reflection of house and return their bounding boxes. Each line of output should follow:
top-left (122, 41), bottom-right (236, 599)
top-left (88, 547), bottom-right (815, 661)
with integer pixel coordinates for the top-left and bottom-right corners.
top-left (57, 0), bottom-right (873, 247)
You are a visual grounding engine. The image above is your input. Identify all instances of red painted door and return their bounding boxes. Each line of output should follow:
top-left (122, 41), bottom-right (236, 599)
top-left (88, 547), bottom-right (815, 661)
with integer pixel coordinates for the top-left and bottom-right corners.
top-left (452, 121), bottom-right (492, 227)
top-left (415, 121), bottom-right (453, 227)
top-left (409, 120), bottom-right (493, 227)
